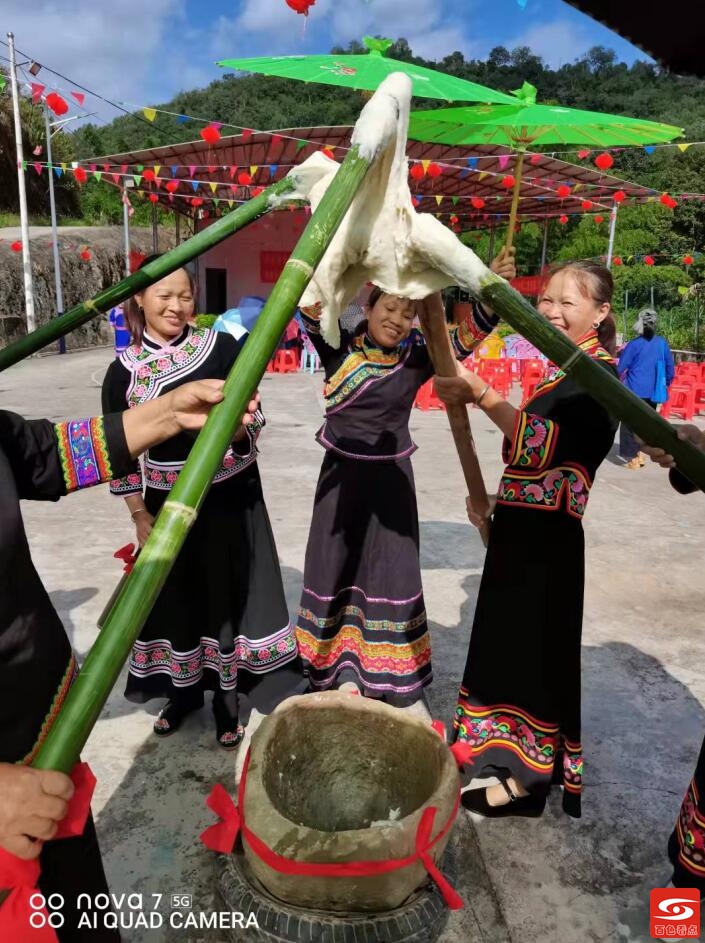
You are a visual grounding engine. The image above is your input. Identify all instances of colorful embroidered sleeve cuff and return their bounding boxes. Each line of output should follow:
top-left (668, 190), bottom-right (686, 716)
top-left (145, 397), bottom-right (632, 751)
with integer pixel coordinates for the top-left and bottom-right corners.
top-left (299, 303), bottom-right (322, 336)
top-left (55, 416), bottom-right (117, 493)
top-left (451, 301), bottom-right (500, 358)
top-left (503, 411), bottom-right (558, 471)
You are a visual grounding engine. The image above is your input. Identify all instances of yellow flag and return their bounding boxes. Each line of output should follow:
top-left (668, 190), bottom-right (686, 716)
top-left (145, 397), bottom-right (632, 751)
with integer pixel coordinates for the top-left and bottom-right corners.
top-left (422, 160), bottom-right (431, 172)
top-left (678, 143), bottom-right (691, 153)
top-left (250, 165), bottom-right (258, 177)
top-left (60, 162), bottom-right (67, 171)
top-left (153, 165), bottom-right (161, 176)
top-left (228, 200), bottom-right (234, 208)
top-left (209, 182), bottom-right (218, 193)
top-left (479, 171), bottom-right (488, 181)
top-left (573, 183), bottom-right (582, 193)
top-left (435, 195), bottom-right (443, 206)
top-left (143, 107), bottom-right (157, 122)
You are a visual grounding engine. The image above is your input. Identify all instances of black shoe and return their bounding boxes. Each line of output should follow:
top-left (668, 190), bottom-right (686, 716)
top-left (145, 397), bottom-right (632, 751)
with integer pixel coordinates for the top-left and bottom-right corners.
top-left (461, 780), bottom-right (545, 818)
top-left (153, 698), bottom-right (201, 737)
top-left (212, 693), bottom-right (245, 750)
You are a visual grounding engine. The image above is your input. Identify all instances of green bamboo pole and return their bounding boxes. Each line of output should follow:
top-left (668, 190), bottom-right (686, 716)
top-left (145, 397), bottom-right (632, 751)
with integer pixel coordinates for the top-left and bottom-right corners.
top-left (477, 272), bottom-right (705, 491)
top-left (0, 178), bottom-right (296, 372)
top-left (32, 143), bottom-right (375, 773)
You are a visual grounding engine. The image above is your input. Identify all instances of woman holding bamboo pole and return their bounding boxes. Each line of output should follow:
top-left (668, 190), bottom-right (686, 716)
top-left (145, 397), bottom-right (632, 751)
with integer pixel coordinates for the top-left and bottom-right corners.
top-left (102, 257), bottom-right (303, 749)
top-left (0, 379), bottom-right (246, 938)
top-left (435, 261), bottom-right (618, 818)
top-left (295, 248), bottom-right (515, 704)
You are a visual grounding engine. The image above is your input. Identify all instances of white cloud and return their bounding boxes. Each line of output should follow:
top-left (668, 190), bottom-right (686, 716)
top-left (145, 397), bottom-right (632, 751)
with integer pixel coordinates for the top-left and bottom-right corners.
top-left (3, 0), bottom-right (188, 118)
top-left (502, 19), bottom-right (591, 68)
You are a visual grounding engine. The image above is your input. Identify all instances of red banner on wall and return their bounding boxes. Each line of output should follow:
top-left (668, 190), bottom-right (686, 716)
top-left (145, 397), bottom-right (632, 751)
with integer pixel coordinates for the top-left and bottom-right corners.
top-left (260, 250), bottom-right (290, 284)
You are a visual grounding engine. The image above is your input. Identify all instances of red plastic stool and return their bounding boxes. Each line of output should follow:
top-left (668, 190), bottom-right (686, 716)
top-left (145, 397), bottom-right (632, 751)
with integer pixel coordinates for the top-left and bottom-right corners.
top-left (273, 350), bottom-right (299, 373)
top-left (414, 379), bottom-right (446, 411)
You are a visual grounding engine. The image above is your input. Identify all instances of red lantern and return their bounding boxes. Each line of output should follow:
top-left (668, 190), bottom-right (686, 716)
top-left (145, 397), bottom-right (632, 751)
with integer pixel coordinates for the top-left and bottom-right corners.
top-left (191, 197), bottom-right (204, 207)
top-left (577, 149), bottom-right (591, 160)
top-left (594, 152), bottom-right (614, 171)
top-left (148, 193), bottom-right (159, 203)
top-left (581, 200), bottom-right (593, 210)
top-left (594, 215), bottom-right (604, 224)
top-left (660, 193), bottom-right (678, 209)
top-left (427, 163), bottom-right (442, 178)
top-left (200, 125), bottom-right (221, 145)
top-left (286, 0), bottom-right (315, 13)
top-left (644, 255), bottom-right (655, 266)
top-left (613, 190), bottom-right (627, 203)
top-left (613, 257), bottom-right (623, 266)
top-left (450, 215), bottom-right (459, 225)
top-left (471, 197), bottom-right (485, 209)
top-left (10, 240), bottom-right (22, 253)
top-left (143, 169), bottom-right (156, 182)
top-left (80, 249), bottom-right (91, 262)
top-left (237, 172), bottom-right (252, 186)
top-left (410, 163), bottom-right (425, 181)
top-left (557, 184), bottom-right (571, 198)
top-left (45, 92), bottom-right (68, 116)
top-left (251, 186), bottom-right (264, 197)
top-left (501, 175), bottom-right (515, 189)
top-left (684, 255), bottom-right (694, 265)
top-left (165, 180), bottom-right (179, 193)
top-left (73, 167), bottom-right (87, 185)
top-left (559, 215), bottom-right (569, 225)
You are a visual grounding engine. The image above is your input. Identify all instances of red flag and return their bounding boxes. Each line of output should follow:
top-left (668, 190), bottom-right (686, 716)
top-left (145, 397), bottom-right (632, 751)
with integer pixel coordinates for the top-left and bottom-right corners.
top-left (31, 82), bottom-right (45, 104)
top-left (70, 91), bottom-right (85, 106)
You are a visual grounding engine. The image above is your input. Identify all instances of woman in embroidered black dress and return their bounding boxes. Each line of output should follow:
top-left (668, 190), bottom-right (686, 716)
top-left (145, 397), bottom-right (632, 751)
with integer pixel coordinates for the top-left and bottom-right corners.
top-left (435, 261), bottom-right (618, 818)
top-left (102, 259), bottom-right (302, 748)
top-left (295, 250), bottom-right (516, 704)
top-left (643, 425), bottom-right (705, 902)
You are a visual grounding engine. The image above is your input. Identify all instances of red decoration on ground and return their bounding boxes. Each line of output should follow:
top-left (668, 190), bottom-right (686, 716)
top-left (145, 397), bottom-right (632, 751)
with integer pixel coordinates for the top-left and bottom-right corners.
top-left (501, 175), bottom-right (515, 189)
top-left (286, 0), bottom-right (315, 13)
top-left (613, 190), bottom-right (627, 203)
top-left (644, 255), bottom-right (655, 265)
top-left (10, 241), bottom-right (22, 252)
top-left (410, 163), bottom-right (425, 180)
top-left (557, 184), bottom-right (571, 198)
top-left (427, 163), bottom-right (442, 178)
top-left (594, 152), bottom-right (614, 171)
top-left (45, 92), bottom-right (68, 116)
top-left (80, 249), bottom-right (91, 261)
top-left (73, 166), bottom-right (87, 185)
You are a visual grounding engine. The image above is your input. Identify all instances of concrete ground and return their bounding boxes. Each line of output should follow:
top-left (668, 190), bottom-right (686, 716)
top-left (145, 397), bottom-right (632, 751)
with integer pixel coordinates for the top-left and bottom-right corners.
top-left (7, 347), bottom-right (705, 943)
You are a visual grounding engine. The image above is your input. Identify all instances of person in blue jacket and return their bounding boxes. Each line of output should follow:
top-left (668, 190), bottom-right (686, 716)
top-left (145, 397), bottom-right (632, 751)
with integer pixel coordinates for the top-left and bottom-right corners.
top-left (618, 308), bottom-right (675, 469)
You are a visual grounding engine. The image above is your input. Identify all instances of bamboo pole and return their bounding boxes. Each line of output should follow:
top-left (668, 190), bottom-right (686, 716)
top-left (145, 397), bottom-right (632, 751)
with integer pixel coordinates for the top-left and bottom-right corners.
top-left (32, 142), bottom-right (376, 773)
top-left (0, 177), bottom-right (297, 372)
top-left (418, 304), bottom-right (491, 546)
top-left (478, 274), bottom-right (705, 491)
top-left (504, 150), bottom-right (525, 251)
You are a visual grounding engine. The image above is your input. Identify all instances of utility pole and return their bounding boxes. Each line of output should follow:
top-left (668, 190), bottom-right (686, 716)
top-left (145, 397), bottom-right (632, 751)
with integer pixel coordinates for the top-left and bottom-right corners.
top-left (8, 32), bottom-right (36, 334)
top-left (44, 104), bottom-right (65, 353)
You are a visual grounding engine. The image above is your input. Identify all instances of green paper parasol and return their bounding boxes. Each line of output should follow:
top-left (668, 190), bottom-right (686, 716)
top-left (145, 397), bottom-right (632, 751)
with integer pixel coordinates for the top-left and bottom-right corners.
top-left (408, 82), bottom-right (684, 247)
top-left (218, 36), bottom-right (517, 104)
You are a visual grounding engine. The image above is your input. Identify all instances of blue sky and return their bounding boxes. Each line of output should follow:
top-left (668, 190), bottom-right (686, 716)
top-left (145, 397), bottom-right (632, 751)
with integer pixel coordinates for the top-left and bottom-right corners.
top-left (4, 0), bottom-right (649, 122)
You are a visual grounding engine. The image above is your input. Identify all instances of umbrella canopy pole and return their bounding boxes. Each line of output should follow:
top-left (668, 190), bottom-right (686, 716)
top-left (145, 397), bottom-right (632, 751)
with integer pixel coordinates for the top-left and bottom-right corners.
top-left (0, 177), bottom-right (298, 373)
top-left (31, 141), bottom-right (377, 774)
top-left (504, 150), bottom-right (525, 251)
top-left (417, 303), bottom-right (491, 546)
